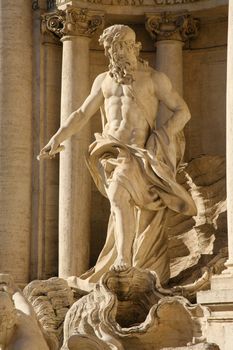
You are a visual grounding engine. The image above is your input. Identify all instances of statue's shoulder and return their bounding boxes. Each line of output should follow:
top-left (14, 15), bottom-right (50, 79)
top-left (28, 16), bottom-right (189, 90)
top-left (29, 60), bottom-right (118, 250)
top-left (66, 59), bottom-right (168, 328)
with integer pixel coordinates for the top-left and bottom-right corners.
top-left (149, 68), bottom-right (168, 82)
top-left (150, 69), bottom-right (172, 92)
top-left (92, 71), bottom-right (108, 92)
top-left (140, 66), bottom-right (167, 85)
top-left (95, 71), bottom-right (108, 84)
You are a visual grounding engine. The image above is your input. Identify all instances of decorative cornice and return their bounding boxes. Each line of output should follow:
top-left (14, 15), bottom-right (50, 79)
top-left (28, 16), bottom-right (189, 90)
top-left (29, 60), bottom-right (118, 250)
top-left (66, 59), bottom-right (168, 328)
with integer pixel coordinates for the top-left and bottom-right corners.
top-left (56, 0), bottom-right (204, 6)
top-left (41, 6), bottom-right (104, 38)
top-left (145, 13), bottom-right (200, 42)
top-left (154, 0), bottom-right (202, 4)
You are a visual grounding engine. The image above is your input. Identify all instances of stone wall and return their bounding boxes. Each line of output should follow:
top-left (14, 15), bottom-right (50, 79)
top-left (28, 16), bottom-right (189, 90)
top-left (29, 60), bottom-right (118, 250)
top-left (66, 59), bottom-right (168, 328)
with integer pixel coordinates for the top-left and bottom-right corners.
top-left (184, 17), bottom-right (227, 160)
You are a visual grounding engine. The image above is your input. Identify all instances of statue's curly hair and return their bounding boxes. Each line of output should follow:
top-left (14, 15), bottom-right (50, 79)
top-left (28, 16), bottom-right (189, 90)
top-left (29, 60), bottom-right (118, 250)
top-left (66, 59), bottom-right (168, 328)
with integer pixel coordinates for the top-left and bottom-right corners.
top-left (99, 24), bottom-right (142, 57)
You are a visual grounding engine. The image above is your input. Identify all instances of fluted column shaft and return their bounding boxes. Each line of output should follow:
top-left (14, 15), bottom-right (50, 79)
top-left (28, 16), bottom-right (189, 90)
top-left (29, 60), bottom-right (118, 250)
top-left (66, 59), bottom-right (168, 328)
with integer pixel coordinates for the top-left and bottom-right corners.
top-left (0, 0), bottom-right (33, 284)
top-left (31, 4), bottom-right (62, 280)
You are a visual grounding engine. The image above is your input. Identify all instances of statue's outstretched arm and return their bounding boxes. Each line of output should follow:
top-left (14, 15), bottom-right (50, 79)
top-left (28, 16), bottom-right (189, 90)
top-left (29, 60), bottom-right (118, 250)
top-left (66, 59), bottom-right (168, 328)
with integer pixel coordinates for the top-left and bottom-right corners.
top-left (38, 72), bottom-right (106, 159)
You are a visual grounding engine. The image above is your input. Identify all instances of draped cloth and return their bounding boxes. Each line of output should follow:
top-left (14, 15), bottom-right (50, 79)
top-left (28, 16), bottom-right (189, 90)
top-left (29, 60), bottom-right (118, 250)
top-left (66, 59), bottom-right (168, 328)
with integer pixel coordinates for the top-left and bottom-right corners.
top-left (68, 126), bottom-right (197, 293)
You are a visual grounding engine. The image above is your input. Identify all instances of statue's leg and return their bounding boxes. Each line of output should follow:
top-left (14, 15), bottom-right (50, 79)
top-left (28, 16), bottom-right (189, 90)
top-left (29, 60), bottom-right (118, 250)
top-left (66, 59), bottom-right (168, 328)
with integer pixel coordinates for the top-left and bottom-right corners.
top-left (107, 180), bottom-right (135, 271)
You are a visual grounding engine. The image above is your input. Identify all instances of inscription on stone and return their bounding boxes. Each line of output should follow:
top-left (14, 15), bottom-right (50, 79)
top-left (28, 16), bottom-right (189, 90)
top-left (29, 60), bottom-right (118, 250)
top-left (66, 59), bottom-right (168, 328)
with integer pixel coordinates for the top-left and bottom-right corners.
top-left (56, 0), bottom-right (202, 5)
top-left (154, 0), bottom-right (200, 4)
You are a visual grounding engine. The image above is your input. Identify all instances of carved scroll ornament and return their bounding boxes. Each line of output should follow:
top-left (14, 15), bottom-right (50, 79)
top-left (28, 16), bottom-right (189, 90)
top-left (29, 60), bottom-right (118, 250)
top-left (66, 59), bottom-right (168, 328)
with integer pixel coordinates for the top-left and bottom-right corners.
top-left (41, 6), bottom-right (104, 38)
top-left (146, 13), bottom-right (199, 41)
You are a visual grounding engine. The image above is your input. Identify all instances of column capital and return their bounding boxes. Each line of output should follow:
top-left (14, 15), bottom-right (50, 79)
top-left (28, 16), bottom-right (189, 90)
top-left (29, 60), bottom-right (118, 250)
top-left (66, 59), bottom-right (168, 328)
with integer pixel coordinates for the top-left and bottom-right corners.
top-left (41, 6), bottom-right (104, 39)
top-left (145, 12), bottom-right (199, 42)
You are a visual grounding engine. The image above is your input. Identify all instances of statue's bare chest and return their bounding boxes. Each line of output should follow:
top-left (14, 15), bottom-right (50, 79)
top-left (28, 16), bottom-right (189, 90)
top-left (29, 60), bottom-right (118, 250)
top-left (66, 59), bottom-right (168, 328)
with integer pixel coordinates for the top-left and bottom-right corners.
top-left (102, 78), bottom-right (132, 99)
top-left (101, 73), bottom-right (153, 100)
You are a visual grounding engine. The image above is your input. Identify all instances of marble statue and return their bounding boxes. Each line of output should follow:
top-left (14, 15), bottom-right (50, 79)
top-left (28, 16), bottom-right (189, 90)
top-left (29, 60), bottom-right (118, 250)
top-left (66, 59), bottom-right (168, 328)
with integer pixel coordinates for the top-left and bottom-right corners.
top-left (0, 274), bottom-right (49, 350)
top-left (39, 24), bottom-right (197, 292)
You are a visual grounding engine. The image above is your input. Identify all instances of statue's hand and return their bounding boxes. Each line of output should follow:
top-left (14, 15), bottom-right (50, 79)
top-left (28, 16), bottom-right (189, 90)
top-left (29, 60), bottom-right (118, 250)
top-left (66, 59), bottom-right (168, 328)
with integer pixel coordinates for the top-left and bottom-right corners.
top-left (37, 137), bottom-right (65, 160)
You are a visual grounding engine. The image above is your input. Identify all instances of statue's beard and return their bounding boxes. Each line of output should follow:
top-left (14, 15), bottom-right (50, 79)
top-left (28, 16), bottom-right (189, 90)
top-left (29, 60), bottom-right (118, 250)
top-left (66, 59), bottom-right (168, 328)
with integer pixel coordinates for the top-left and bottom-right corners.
top-left (108, 53), bottom-right (137, 85)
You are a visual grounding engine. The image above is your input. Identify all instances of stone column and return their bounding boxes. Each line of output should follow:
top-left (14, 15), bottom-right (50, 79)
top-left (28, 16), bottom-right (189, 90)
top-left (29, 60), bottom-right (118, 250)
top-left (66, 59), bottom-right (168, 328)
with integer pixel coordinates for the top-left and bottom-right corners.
top-left (146, 13), bottom-right (199, 127)
top-left (31, 3), bottom-right (62, 281)
top-left (196, 4), bottom-right (233, 349)
top-left (0, 0), bottom-right (33, 284)
top-left (156, 40), bottom-right (184, 96)
top-left (43, 7), bottom-right (104, 278)
top-left (40, 33), bottom-right (62, 279)
top-left (146, 13), bottom-right (199, 164)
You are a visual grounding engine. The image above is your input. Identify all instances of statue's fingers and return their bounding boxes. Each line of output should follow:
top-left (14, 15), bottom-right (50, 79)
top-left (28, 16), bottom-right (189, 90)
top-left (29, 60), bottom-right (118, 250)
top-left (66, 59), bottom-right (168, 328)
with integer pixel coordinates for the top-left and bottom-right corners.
top-left (37, 147), bottom-right (51, 160)
top-left (48, 148), bottom-right (56, 156)
top-left (38, 146), bottom-right (51, 158)
top-left (42, 145), bottom-right (52, 153)
top-left (49, 145), bottom-right (65, 156)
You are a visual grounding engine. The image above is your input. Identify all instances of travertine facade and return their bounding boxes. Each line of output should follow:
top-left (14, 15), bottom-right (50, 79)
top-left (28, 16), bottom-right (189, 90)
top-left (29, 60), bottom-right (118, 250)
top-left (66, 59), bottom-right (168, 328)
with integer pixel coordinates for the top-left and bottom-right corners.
top-left (0, 0), bottom-right (33, 285)
top-left (0, 0), bottom-right (231, 349)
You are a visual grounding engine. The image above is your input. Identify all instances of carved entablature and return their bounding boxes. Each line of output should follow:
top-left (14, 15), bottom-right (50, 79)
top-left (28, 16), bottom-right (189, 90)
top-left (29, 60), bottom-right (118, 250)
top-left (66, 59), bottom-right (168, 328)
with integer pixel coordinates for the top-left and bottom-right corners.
top-left (56, 0), bottom-right (204, 6)
top-left (41, 6), bottom-right (104, 38)
top-left (146, 13), bottom-right (199, 42)
top-left (154, 0), bottom-right (202, 4)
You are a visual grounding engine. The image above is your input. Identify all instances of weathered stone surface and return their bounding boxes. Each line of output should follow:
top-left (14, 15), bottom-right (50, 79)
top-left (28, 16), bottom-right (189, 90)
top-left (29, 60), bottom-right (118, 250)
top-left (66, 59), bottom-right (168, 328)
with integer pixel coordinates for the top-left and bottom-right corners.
top-left (0, 0), bottom-right (33, 285)
top-left (167, 155), bottom-right (227, 293)
top-left (41, 24), bottom-right (197, 295)
top-left (0, 274), bottom-right (50, 350)
top-left (62, 268), bottom-right (210, 350)
top-left (162, 342), bottom-right (220, 350)
top-left (24, 277), bottom-right (74, 349)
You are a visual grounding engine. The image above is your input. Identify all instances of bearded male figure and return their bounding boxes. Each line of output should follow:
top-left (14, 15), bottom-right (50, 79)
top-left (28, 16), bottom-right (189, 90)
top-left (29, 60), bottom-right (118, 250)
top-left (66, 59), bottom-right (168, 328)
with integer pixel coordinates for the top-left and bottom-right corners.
top-left (40, 25), bottom-right (196, 292)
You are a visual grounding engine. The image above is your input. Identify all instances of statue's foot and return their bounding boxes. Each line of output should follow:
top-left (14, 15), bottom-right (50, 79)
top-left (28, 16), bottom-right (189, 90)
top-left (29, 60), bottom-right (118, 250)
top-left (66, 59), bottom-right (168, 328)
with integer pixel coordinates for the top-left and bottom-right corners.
top-left (111, 257), bottom-right (130, 272)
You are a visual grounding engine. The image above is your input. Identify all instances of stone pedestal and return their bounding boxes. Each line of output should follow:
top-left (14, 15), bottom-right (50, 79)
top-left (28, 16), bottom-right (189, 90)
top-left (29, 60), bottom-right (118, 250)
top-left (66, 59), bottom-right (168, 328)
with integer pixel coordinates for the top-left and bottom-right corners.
top-left (197, 274), bottom-right (233, 350)
top-left (63, 268), bottom-right (215, 350)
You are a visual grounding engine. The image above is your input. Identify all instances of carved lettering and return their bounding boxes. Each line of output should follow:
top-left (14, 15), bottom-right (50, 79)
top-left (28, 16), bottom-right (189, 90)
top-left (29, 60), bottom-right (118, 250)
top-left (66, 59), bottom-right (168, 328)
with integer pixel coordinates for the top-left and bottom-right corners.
top-left (155, 0), bottom-right (199, 4)
top-left (56, 0), bottom-right (202, 5)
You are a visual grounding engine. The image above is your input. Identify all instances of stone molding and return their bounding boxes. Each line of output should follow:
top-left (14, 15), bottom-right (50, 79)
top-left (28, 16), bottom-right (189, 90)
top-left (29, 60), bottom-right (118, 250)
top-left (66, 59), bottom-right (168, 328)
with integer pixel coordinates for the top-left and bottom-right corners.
top-left (146, 12), bottom-right (199, 42)
top-left (154, 0), bottom-right (203, 4)
top-left (56, 0), bottom-right (205, 6)
top-left (41, 5), bottom-right (104, 38)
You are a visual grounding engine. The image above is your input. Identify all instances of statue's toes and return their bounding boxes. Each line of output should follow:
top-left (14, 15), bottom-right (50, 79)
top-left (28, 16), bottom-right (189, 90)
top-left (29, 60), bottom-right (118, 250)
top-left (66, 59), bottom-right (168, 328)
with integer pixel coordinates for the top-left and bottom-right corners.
top-left (110, 259), bottom-right (130, 272)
